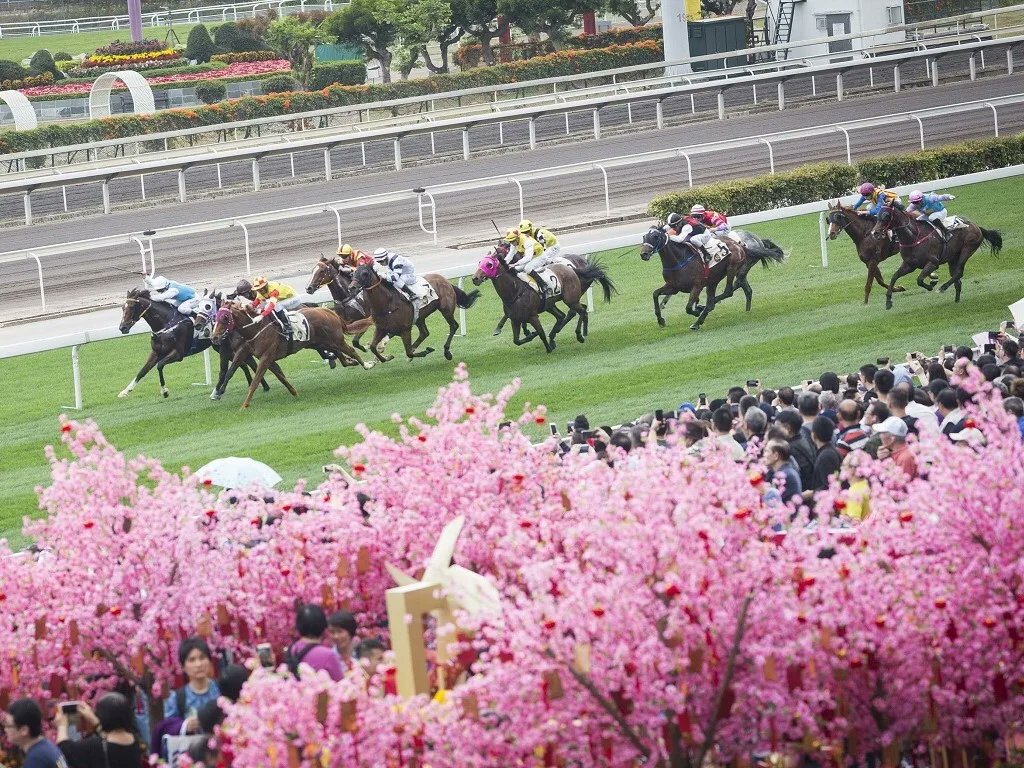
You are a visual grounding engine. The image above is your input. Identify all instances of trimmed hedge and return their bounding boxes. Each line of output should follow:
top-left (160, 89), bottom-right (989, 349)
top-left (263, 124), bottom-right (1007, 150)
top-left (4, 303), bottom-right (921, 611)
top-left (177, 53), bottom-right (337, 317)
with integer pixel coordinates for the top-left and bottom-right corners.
top-left (307, 60), bottom-right (367, 89)
top-left (186, 25), bottom-right (217, 64)
top-left (647, 136), bottom-right (1024, 219)
top-left (211, 51), bottom-right (279, 64)
top-left (454, 24), bottom-right (663, 69)
top-left (1, 71), bottom-right (55, 90)
top-left (195, 80), bottom-right (227, 104)
top-left (261, 74), bottom-right (298, 94)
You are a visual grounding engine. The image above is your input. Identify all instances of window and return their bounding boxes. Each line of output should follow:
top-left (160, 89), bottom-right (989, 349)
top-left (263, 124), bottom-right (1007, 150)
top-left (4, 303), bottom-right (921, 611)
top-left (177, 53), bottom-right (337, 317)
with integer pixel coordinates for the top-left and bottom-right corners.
top-left (887, 5), bottom-right (904, 25)
top-left (815, 16), bottom-right (828, 31)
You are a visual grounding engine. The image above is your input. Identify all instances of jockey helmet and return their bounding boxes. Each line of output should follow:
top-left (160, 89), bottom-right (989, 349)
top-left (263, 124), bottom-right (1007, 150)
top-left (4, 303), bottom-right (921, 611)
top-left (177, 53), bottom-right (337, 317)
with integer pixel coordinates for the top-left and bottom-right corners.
top-left (689, 204), bottom-right (706, 215)
top-left (356, 254), bottom-right (374, 266)
top-left (858, 182), bottom-right (875, 196)
top-left (235, 279), bottom-right (252, 295)
top-left (338, 244), bottom-right (353, 256)
top-left (908, 190), bottom-right (924, 203)
top-left (518, 219), bottom-right (534, 234)
top-left (148, 276), bottom-right (169, 291)
top-left (373, 248), bottom-right (389, 261)
top-left (252, 276), bottom-right (269, 292)
top-left (504, 228), bottom-right (519, 244)
top-left (666, 212), bottom-right (684, 229)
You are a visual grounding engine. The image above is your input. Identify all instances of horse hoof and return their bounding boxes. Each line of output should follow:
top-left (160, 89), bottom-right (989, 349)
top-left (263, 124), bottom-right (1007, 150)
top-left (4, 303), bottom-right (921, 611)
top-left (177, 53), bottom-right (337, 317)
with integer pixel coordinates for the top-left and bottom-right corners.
top-left (423, 347), bottom-right (435, 355)
top-left (210, 392), bottom-right (222, 401)
top-left (444, 350), bottom-right (453, 361)
top-left (161, 389), bottom-right (169, 398)
top-left (328, 358), bottom-right (338, 369)
top-left (939, 285), bottom-right (949, 293)
top-left (118, 390), bottom-right (130, 399)
top-left (362, 362), bottom-right (375, 370)
top-left (689, 323), bottom-right (701, 331)
top-left (894, 286), bottom-right (906, 293)
top-left (885, 301), bottom-right (893, 311)
top-left (492, 329), bottom-right (502, 337)
top-left (657, 318), bottom-right (666, 328)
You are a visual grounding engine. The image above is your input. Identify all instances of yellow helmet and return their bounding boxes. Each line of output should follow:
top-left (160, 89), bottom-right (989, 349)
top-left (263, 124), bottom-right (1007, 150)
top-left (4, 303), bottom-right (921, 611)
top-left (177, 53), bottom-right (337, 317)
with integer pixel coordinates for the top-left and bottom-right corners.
top-left (504, 228), bottom-right (519, 244)
top-left (252, 276), bottom-right (269, 292)
top-left (518, 219), bottom-right (534, 234)
top-left (337, 244), bottom-right (353, 256)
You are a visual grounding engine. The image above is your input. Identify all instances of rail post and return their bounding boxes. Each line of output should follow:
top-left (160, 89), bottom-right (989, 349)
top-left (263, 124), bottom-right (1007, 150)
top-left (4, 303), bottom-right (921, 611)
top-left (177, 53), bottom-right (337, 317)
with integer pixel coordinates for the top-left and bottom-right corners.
top-left (819, 211), bottom-right (829, 268)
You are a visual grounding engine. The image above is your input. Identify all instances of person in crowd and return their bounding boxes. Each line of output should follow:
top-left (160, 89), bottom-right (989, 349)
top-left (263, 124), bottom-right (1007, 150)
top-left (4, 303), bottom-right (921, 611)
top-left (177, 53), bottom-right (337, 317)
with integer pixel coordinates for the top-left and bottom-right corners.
top-left (936, 388), bottom-right (964, 436)
top-left (288, 604), bottom-right (344, 682)
top-left (196, 700), bottom-right (225, 736)
top-left (852, 182), bottom-right (902, 216)
top-left (759, 389), bottom-right (778, 420)
top-left (860, 401), bottom-right (890, 458)
top-left (372, 249), bottom-right (424, 304)
top-left (875, 417), bottom-right (918, 478)
top-left (906, 190), bottom-right (955, 241)
top-left (55, 693), bottom-right (143, 768)
top-left (355, 639), bottom-right (387, 679)
top-left (1003, 396), bottom-right (1024, 439)
top-left (836, 399), bottom-right (868, 457)
top-left (859, 364), bottom-right (878, 401)
top-left (741, 407), bottom-right (768, 447)
top-left (818, 391), bottom-right (839, 424)
top-left (185, 734), bottom-right (220, 768)
top-left (4, 699), bottom-right (68, 768)
top-left (328, 611), bottom-right (359, 671)
top-left (217, 665), bottom-right (250, 704)
top-left (682, 420), bottom-right (709, 454)
top-left (873, 368), bottom-right (895, 401)
top-left (926, 361), bottom-right (948, 383)
top-left (950, 427), bottom-right (987, 450)
top-left (803, 416), bottom-right (842, 504)
top-left (609, 430), bottom-right (635, 455)
top-left (710, 406), bottom-right (745, 460)
top-left (796, 392), bottom-right (819, 439)
top-left (164, 638), bottom-right (220, 736)
top-left (998, 338), bottom-right (1021, 368)
top-left (886, 386), bottom-right (919, 436)
top-left (775, 410), bottom-right (815, 490)
top-left (774, 386), bottom-right (796, 410)
top-left (819, 372), bottom-right (841, 394)
top-left (763, 440), bottom-right (802, 507)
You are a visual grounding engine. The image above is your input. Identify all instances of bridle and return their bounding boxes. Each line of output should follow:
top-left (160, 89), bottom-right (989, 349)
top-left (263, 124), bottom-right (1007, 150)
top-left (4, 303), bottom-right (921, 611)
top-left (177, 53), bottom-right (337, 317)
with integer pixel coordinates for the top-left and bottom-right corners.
top-left (124, 296), bottom-right (151, 321)
top-left (879, 205), bottom-right (931, 247)
top-left (647, 229), bottom-right (697, 272)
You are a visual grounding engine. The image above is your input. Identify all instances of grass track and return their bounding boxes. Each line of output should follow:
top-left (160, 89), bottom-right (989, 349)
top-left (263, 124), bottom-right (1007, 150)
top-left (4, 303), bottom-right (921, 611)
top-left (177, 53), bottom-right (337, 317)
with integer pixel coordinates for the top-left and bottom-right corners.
top-left (1, 177), bottom-right (1020, 541)
top-left (0, 26), bottom-right (199, 64)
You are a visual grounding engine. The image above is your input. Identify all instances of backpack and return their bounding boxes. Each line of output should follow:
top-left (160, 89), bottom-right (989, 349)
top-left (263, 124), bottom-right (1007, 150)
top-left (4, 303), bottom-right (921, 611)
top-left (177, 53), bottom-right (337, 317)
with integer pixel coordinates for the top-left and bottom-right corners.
top-left (284, 642), bottom-right (317, 680)
top-left (174, 686), bottom-right (187, 720)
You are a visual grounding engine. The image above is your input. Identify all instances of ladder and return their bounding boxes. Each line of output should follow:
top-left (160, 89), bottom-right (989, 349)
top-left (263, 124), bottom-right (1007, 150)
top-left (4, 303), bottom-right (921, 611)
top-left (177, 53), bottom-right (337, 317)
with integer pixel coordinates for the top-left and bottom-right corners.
top-left (773, 0), bottom-right (802, 59)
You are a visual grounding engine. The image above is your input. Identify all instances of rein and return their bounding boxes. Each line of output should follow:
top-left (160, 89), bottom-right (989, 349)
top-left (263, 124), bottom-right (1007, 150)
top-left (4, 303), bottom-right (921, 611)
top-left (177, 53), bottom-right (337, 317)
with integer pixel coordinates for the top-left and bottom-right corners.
top-left (885, 207), bottom-right (933, 247)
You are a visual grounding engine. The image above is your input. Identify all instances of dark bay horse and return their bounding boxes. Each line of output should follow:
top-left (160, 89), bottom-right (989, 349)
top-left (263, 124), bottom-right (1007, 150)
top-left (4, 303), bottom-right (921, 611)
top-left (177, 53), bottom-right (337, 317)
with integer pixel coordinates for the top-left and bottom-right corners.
top-left (117, 289), bottom-right (261, 400)
top-left (352, 264), bottom-right (480, 361)
top-left (826, 202), bottom-right (902, 304)
top-left (640, 228), bottom-right (785, 330)
top-left (872, 204), bottom-right (1003, 310)
top-left (212, 302), bottom-right (373, 409)
top-left (193, 293), bottom-right (273, 401)
top-left (305, 257), bottom-right (378, 353)
top-left (471, 251), bottom-right (615, 352)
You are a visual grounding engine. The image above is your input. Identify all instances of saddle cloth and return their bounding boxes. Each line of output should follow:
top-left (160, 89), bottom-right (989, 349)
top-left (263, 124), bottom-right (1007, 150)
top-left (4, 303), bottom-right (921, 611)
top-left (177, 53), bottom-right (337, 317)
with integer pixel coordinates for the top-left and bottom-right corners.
top-left (412, 277), bottom-right (438, 310)
top-left (703, 238), bottom-right (731, 265)
top-left (517, 269), bottom-right (561, 296)
top-left (941, 216), bottom-right (969, 231)
top-left (285, 311), bottom-right (311, 343)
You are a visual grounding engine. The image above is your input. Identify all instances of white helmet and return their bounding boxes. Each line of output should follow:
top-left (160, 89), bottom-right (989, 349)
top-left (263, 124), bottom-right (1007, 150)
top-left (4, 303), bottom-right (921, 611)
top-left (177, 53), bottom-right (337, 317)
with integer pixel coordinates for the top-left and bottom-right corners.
top-left (372, 248), bottom-right (389, 260)
top-left (147, 276), bottom-right (169, 291)
top-left (690, 204), bottom-right (706, 215)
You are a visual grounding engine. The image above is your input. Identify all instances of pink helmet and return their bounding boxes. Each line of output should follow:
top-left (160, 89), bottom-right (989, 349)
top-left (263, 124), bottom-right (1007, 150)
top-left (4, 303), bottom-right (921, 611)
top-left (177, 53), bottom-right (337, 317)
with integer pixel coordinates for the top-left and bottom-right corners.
top-left (478, 255), bottom-right (500, 279)
top-left (858, 182), bottom-right (875, 195)
top-left (909, 190), bottom-right (924, 203)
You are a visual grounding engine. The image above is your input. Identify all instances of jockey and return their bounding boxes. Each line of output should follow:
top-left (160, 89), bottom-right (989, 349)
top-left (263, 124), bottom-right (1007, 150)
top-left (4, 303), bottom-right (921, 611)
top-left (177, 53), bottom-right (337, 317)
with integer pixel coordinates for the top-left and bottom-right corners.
top-left (518, 219), bottom-right (562, 259)
top-left (504, 228), bottom-right (550, 302)
top-left (144, 275), bottom-right (196, 309)
top-left (336, 243), bottom-right (369, 273)
top-left (665, 213), bottom-right (717, 263)
top-left (372, 248), bottom-right (422, 303)
top-left (907, 190), bottom-right (956, 241)
top-left (687, 204), bottom-right (730, 234)
top-left (251, 276), bottom-right (302, 340)
top-left (852, 182), bottom-right (903, 216)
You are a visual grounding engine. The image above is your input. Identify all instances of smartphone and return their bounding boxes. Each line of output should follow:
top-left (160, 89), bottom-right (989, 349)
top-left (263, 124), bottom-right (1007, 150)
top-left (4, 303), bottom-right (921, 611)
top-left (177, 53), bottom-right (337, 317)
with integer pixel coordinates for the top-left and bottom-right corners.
top-left (567, 422), bottom-right (574, 434)
top-left (988, 331), bottom-right (1000, 341)
top-left (498, 421), bottom-right (512, 430)
top-left (61, 702), bottom-right (81, 716)
top-left (549, 424), bottom-right (558, 436)
top-left (804, 379), bottom-right (815, 388)
top-left (983, 343), bottom-right (996, 354)
top-left (256, 643), bottom-right (273, 668)
top-left (877, 357), bottom-right (889, 366)
top-left (698, 393), bottom-right (707, 406)
top-left (746, 379), bottom-right (759, 388)
top-left (942, 345), bottom-right (954, 354)
top-left (1001, 321), bottom-right (1016, 333)
top-left (655, 409), bottom-right (664, 421)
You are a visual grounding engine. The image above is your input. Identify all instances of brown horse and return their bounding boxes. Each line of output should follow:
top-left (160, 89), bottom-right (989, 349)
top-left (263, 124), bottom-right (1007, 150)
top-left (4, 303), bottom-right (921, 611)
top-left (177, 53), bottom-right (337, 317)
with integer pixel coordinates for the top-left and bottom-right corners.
top-left (471, 250), bottom-right (615, 352)
top-left (872, 204), bottom-right (1003, 310)
top-left (826, 203), bottom-right (902, 304)
top-left (639, 227), bottom-right (785, 330)
top-left (304, 256), bottom-right (379, 354)
top-left (211, 302), bottom-right (373, 409)
top-left (351, 264), bottom-right (480, 361)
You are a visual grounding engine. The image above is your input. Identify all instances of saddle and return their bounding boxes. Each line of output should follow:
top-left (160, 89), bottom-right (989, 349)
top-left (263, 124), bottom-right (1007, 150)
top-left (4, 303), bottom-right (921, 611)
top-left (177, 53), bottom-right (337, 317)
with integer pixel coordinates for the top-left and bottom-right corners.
top-left (940, 216), bottom-right (969, 231)
top-left (274, 311), bottom-right (311, 343)
top-left (516, 269), bottom-right (561, 297)
top-left (703, 239), bottom-right (731, 265)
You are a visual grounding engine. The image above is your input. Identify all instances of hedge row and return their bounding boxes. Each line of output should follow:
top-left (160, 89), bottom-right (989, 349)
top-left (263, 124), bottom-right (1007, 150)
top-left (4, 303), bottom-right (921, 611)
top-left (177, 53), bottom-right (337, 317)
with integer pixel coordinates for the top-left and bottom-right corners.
top-left (211, 50), bottom-right (279, 64)
top-left (17, 68), bottom-right (284, 104)
top-left (454, 24), bottom-right (663, 69)
top-left (0, 72), bottom-right (54, 90)
top-left (0, 41), bottom-right (663, 154)
top-left (307, 60), bottom-right (367, 90)
top-left (647, 135), bottom-right (1024, 219)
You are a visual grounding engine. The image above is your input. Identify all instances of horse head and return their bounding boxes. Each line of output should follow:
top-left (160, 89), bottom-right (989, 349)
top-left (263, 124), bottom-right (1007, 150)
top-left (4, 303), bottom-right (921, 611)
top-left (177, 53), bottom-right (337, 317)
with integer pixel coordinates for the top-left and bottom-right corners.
top-left (473, 253), bottom-right (503, 286)
top-left (119, 288), bottom-right (150, 334)
top-left (826, 203), bottom-right (850, 241)
top-left (192, 294), bottom-right (219, 331)
top-left (307, 257), bottom-right (337, 294)
top-left (353, 263), bottom-right (380, 291)
top-left (640, 227), bottom-right (666, 261)
top-left (871, 205), bottom-right (898, 240)
top-left (210, 305), bottom-right (236, 344)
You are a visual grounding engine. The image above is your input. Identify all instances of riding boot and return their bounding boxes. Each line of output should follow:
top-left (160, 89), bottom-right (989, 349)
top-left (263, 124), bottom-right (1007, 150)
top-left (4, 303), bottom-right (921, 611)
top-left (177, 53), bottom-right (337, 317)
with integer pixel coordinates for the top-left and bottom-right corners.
top-left (932, 220), bottom-right (950, 242)
top-left (275, 309), bottom-right (292, 341)
top-left (403, 286), bottom-right (419, 304)
top-left (530, 271), bottom-right (548, 303)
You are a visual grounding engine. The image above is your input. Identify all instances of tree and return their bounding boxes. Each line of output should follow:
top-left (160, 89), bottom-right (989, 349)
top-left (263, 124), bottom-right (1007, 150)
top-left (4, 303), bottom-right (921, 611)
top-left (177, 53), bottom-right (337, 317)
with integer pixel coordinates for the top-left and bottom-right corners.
top-left (185, 24), bottom-right (216, 64)
top-left (266, 16), bottom-right (331, 88)
top-left (29, 49), bottom-right (62, 81)
top-left (393, 0), bottom-right (462, 75)
top-left (604, 0), bottom-right (660, 27)
top-left (451, 0), bottom-right (506, 66)
top-left (322, 0), bottom-right (399, 84)
top-left (498, 0), bottom-right (593, 49)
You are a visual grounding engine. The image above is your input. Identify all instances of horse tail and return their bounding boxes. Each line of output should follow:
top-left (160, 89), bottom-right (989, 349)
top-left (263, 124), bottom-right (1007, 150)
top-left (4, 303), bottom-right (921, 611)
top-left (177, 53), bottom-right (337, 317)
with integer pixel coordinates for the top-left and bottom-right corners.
top-left (745, 244), bottom-right (787, 269)
top-left (576, 260), bottom-right (618, 303)
top-left (453, 285), bottom-right (481, 308)
top-left (981, 228), bottom-right (1003, 256)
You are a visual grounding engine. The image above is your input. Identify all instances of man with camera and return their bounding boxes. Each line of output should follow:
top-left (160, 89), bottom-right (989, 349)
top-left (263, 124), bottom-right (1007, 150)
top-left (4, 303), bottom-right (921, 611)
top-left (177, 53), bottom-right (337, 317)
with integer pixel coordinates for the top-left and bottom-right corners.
top-left (4, 699), bottom-right (68, 768)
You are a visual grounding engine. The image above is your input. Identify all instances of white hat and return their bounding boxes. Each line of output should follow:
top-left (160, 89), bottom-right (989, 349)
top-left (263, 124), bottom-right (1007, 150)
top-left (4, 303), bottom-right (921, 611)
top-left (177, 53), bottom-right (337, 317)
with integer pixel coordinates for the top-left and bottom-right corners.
top-left (146, 276), bottom-right (169, 291)
top-left (949, 427), bottom-right (986, 446)
top-left (875, 416), bottom-right (908, 438)
top-left (690, 204), bottom-right (706, 214)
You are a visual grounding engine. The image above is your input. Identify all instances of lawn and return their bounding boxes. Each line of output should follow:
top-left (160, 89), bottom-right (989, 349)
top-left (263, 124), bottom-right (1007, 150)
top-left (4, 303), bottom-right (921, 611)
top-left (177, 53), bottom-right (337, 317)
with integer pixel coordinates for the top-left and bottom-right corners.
top-left (1, 176), bottom-right (1019, 543)
top-left (0, 25), bottom-right (199, 64)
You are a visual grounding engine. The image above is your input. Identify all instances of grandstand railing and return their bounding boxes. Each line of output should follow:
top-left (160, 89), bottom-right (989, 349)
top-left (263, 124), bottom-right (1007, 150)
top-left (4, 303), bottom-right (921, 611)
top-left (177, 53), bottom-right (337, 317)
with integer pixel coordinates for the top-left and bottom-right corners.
top-left (4, 38), bottom-right (1023, 227)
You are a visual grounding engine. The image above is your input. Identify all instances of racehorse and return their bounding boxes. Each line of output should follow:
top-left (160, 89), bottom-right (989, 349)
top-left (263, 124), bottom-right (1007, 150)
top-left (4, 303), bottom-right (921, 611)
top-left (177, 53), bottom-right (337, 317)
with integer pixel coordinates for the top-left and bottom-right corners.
top-left (352, 263), bottom-right (481, 361)
top-left (639, 227), bottom-right (785, 330)
top-left (826, 202), bottom-right (902, 304)
top-left (117, 289), bottom-right (261, 400)
top-left (193, 292), bottom-right (274, 401)
top-left (305, 257), bottom-right (379, 354)
top-left (471, 250), bottom-right (615, 352)
top-left (211, 302), bottom-right (373, 409)
top-left (871, 204), bottom-right (1003, 310)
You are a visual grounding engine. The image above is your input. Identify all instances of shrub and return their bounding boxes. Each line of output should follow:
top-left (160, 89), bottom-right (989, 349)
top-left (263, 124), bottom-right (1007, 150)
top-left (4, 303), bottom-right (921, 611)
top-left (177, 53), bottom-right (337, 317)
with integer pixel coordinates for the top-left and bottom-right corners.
top-left (261, 74), bottom-right (297, 94)
top-left (0, 60), bottom-right (28, 82)
top-left (213, 21), bottom-right (241, 50)
top-left (211, 51), bottom-right (279, 64)
top-left (0, 71), bottom-right (54, 90)
top-left (30, 50), bottom-right (60, 80)
top-left (455, 23), bottom-right (663, 69)
top-left (307, 60), bottom-right (366, 89)
top-left (94, 39), bottom-right (164, 56)
top-left (53, 52), bottom-right (72, 62)
top-left (186, 24), bottom-right (217, 64)
top-left (194, 79), bottom-right (228, 104)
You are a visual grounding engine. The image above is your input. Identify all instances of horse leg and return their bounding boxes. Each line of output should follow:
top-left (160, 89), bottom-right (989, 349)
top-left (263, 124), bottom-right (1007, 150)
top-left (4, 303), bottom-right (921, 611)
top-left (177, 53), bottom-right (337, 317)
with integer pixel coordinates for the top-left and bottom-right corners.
top-left (685, 286), bottom-right (702, 319)
top-left (940, 246), bottom-right (974, 300)
top-left (351, 332), bottom-right (367, 353)
top-left (411, 317), bottom-right (434, 356)
top-left (864, 265), bottom-right (875, 304)
top-left (739, 276), bottom-right (753, 312)
top-left (267, 361), bottom-right (297, 395)
top-left (399, 329), bottom-right (432, 359)
top-left (119, 349), bottom-right (159, 398)
top-left (691, 289), bottom-right (717, 331)
top-left (572, 302), bottom-right (588, 343)
top-left (366, 328), bottom-right (391, 364)
top-left (441, 310), bottom-right (460, 361)
top-left (241, 357), bottom-right (272, 409)
top-left (885, 260), bottom-right (916, 311)
top-left (528, 314), bottom-right (553, 352)
top-left (330, 335), bottom-right (373, 370)
top-left (155, 347), bottom-right (186, 398)
top-left (653, 286), bottom-right (670, 327)
top-left (550, 303), bottom-right (577, 343)
top-left (917, 259), bottom-right (941, 291)
top-left (493, 311), bottom-right (510, 337)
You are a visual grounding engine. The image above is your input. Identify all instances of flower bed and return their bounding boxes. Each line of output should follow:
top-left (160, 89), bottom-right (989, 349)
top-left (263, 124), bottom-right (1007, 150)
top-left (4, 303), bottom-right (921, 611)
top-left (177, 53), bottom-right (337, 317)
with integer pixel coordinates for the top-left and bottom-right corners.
top-left (63, 57), bottom-right (194, 79)
top-left (211, 50), bottom-right (280, 64)
top-left (18, 59), bottom-right (290, 99)
top-left (0, 71), bottom-right (53, 90)
top-left (81, 48), bottom-right (182, 69)
top-left (93, 38), bottom-right (166, 56)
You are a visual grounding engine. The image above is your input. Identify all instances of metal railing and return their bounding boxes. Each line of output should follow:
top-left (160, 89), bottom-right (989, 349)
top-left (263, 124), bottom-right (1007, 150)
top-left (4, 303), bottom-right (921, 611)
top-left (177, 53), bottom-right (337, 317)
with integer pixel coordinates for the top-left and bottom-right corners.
top-left (0, 0), bottom-right (342, 38)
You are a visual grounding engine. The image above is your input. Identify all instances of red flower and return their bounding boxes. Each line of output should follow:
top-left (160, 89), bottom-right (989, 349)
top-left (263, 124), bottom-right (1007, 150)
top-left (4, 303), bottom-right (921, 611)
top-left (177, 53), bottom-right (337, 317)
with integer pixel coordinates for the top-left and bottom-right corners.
top-left (205, 509), bottom-right (216, 519)
top-left (353, 464), bottom-right (366, 474)
top-left (109, 606), bottom-right (122, 617)
top-left (542, 619), bottom-right (556, 630)
top-left (534, 416), bottom-right (545, 424)
top-left (83, 520), bottom-right (95, 529)
top-left (202, 479), bottom-right (213, 486)
top-left (592, 606), bottom-right (606, 617)
top-left (60, 423), bottom-right (72, 433)
top-left (733, 508), bottom-right (751, 520)
top-left (663, 583), bottom-right (681, 598)
top-left (899, 511), bottom-right (914, 523)
top-left (934, 598), bottom-right (947, 609)
top-left (417, 434), bottom-right (427, 443)
top-left (465, 406), bottom-right (475, 415)
top-left (519, 520), bottom-right (533, 529)
top-left (748, 471), bottom-right (764, 486)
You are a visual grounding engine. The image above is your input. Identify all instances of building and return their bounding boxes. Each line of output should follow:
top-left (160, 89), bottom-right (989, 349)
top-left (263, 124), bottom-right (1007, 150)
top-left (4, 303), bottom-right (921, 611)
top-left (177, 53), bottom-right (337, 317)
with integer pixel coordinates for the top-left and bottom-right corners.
top-left (778, 0), bottom-right (905, 58)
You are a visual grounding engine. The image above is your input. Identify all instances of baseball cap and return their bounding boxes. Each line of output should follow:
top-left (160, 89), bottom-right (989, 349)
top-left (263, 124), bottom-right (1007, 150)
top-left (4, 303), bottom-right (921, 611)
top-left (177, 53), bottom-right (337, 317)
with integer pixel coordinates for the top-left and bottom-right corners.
top-left (949, 427), bottom-right (986, 446)
top-left (875, 416), bottom-right (908, 438)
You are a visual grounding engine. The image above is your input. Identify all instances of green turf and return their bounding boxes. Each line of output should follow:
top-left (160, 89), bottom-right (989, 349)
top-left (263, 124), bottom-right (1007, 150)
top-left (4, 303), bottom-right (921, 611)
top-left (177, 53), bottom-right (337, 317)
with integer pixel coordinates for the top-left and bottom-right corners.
top-left (1, 177), bottom-right (1019, 542)
top-left (0, 25), bottom-right (199, 64)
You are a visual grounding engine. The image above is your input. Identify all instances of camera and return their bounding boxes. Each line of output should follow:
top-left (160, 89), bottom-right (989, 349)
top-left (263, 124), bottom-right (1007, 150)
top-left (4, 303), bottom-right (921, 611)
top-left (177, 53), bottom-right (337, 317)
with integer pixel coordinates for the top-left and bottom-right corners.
top-left (256, 643), bottom-right (274, 668)
top-left (697, 393), bottom-right (707, 406)
top-left (549, 423), bottom-right (558, 436)
top-left (876, 357), bottom-right (889, 366)
top-left (61, 702), bottom-right (81, 716)
top-left (746, 379), bottom-right (759, 388)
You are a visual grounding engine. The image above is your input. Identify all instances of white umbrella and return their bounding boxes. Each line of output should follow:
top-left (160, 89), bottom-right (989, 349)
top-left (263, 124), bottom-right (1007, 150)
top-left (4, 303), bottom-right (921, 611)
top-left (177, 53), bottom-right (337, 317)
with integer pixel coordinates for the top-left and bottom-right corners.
top-left (196, 457), bottom-right (282, 489)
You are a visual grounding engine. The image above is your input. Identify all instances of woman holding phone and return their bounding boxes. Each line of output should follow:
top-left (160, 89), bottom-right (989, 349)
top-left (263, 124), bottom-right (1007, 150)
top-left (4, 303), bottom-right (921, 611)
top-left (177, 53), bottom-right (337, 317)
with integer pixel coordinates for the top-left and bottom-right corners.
top-left (55, 693), bottom-right (143, 768)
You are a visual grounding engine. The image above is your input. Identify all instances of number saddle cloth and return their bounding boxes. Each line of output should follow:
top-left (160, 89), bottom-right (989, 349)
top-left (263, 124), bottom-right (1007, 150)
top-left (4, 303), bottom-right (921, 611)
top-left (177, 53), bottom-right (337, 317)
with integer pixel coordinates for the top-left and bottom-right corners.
top-left (701, 238), bottom-right (732, 266)
top-left (516, 256), bottom-right (575, 296)
top-left (940, 216), bottom-right (969, 231)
